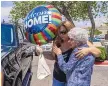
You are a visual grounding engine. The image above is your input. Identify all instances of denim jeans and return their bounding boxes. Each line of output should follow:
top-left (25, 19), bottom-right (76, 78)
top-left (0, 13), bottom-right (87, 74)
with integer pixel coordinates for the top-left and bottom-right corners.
top-left (52, 78), bottom-right (66, 86)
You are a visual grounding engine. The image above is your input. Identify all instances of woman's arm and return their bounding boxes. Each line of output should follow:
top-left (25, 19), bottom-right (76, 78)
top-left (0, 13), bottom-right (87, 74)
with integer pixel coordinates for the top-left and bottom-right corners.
top-left (87, 41), bottom-right (101, 57)
top-left (51, 42), bottom-right (58, 60)
top-left (57, 53), bottom-right (78, 74)
top-left (75, 41), bottom-right (101, 58)
top-left (53, 45), bottom-right (79, 74)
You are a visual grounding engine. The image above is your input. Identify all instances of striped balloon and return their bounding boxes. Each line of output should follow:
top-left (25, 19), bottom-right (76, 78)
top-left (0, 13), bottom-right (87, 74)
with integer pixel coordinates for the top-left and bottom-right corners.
top-left (24, 5), bottom-right (62, 45)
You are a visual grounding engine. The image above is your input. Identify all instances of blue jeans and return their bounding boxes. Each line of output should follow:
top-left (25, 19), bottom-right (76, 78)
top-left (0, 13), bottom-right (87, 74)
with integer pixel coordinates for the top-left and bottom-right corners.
top-left (52, 78), bottom-right (66, 86)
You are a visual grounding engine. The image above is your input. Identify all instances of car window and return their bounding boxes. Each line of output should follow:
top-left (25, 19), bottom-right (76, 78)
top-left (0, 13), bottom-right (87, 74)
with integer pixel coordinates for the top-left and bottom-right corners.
top-left (1, 24), bottom-right (14, 46)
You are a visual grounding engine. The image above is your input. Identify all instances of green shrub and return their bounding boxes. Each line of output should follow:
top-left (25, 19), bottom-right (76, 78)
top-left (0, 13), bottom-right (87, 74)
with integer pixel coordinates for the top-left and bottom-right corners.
top-left (94, 29), bottom-right (102, 35)
top-left (88, 27), bottom-right (102, 35)
top-left (97, 47), bottom-right (107, 60)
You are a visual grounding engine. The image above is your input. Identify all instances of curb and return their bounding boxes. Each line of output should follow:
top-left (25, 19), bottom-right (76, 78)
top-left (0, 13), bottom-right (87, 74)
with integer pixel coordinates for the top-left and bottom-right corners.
top-left (95, 60), bottom-right (108, 66)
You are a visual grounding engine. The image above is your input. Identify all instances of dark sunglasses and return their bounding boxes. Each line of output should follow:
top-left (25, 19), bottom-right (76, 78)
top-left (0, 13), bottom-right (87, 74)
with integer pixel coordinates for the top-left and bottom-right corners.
top-left (59, 30), bottom-right (68, 35)
top-left (59, 24), bottom-right (69, 35)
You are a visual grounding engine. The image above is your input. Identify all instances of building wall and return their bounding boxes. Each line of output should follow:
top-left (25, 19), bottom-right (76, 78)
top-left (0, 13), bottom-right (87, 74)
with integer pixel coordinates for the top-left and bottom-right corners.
top-left (97, 26), bottom-right (108, 34)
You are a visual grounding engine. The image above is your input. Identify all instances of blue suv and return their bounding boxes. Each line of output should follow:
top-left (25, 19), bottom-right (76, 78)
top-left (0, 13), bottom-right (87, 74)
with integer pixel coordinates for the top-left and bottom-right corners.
top-left (1, 23), bottom-right (36, 86)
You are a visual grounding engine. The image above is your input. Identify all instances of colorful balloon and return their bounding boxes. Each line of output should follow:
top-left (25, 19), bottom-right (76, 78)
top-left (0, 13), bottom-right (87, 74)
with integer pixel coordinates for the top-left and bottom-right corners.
top-left (24, 5), bottom-right (62, 45)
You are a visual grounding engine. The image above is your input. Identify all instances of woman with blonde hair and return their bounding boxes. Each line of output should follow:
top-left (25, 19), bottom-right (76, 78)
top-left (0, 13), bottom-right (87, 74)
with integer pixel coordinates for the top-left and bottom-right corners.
top-left (52, 21), bottom-right (101, 86)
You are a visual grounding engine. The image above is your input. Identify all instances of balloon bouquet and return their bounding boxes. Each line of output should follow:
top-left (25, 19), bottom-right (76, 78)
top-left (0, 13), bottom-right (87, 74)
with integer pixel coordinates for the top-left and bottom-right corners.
top-left (24, 5), bottom-right (62, 79)
top-left (24, 5), bottom-right (62, 46)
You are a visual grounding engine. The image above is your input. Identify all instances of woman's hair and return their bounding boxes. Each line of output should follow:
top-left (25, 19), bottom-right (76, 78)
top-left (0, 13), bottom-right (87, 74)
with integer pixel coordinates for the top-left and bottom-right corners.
top-left (54, 21), bottom-right (75, 47)
top-left (60, 21), bottom-right (75, 32)
top-left (68, 27), bottom-right (88, 45)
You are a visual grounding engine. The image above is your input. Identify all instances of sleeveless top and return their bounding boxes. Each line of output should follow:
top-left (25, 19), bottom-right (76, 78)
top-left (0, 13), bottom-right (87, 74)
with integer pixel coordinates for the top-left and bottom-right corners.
top-left (53, 48), bottom-right (73, 82)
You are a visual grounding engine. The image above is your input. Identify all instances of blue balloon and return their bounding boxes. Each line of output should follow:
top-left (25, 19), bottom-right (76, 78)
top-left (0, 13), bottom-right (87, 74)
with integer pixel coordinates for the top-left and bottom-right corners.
top-left (24, 5), bottom-right (62, 45)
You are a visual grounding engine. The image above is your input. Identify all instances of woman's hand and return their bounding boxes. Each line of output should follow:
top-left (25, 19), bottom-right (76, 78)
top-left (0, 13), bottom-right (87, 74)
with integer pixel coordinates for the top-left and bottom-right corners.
top-left (53, 45), bottom-right (62, 55)
top-left (75, 47), bottom-right (90, 59)
top-left (36, 46), bottom-right (43, 55)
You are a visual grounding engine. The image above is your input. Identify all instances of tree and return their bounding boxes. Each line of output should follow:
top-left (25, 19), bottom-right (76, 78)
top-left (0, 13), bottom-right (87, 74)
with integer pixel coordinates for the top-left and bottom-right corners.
top-left (10, 1), bottom-right (46, 22)
top-left (49, 1), bottom-right (108, 42)
top-left (10, 1), bottom-right (108, 42)
top-left (49, 1), bottom-right (90, 26)
top-left (104, 23), bottom-right (108, 26)
top-left (88, 27), bottom-right (102, 35)
top-left (87, 1), bottom-right (95, 42)
top-left (10, 1), bottom-right (108, 24)
top-left (9, 1), bottom-right (46, 38)
top-left (10, 1), bottom-right (93, 25)
top-left (2, 19), bottom-right (5, 23)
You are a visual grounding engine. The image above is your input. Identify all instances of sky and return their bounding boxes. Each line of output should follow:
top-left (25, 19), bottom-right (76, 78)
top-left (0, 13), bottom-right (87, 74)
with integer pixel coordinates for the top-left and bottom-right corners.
top-left (1, 1), bottom-right (108, 28)
top-left (1, 1), bottom-right (14, 22)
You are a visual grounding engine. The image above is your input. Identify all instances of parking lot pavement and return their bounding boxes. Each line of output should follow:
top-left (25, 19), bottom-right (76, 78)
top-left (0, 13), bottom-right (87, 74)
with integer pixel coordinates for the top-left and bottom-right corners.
top-left (30, 55), bottom-right (54, 86)
top-left (30, 55), bottom-right (108, 86)
top-left (91, 65), bottom-right (108, 86)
